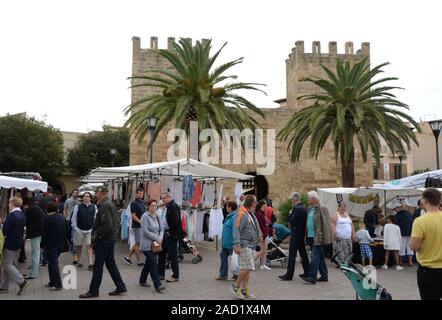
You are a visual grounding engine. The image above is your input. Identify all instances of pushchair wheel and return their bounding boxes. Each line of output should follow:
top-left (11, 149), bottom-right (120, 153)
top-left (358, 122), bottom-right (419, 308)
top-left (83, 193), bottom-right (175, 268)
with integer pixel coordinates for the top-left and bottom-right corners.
top-left (266, 261), bottom-right (272, 268)
top-left (178, 255), bottom-right (184, 262)
top-left (192, 257), bottom-right (199, 264)
top-left (197, 255), bottom-right (203, 262)
top-left (280, 258), bottom-right (288, 268)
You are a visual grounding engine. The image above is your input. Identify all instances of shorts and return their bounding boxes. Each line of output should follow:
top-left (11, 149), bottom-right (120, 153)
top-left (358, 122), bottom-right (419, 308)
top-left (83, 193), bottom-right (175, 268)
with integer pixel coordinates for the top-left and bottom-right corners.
top-left (133, 228), bottom-right (141, 244)
top-left (360, 243), bottom-right (373, 258)
top-left (400, 237), bottom-right (414, 256)
top-left (74, 229), bottom-right (91, 246)
top-left (238, 247), bottom-right (255, 270)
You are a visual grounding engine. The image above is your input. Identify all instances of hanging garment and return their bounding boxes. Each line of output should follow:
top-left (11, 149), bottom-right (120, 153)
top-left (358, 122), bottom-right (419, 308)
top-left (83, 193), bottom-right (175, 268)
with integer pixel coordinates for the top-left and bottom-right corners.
top-left (190, 181), bottom-right (202, 207)
top-left (234, 182), bottom-right (243, 203)
top-left (217, 183), bottom-right (224, 208)
top-left (189, 209), bottom-right (198, 242)
top-left (181, 210), bottom-right (188, 236)
top-left (170, 180), bottom-right (183, 205)
top-left (183, 175), bottom-right (195, 201)
top-left (161, 175), bottom-right (173, 194)
top-left (147, 181), bottom-right (162, 202)
top-left (202, 183), bottom-right (215, 208)
top-left (209, 208), bottom-right (224, 238)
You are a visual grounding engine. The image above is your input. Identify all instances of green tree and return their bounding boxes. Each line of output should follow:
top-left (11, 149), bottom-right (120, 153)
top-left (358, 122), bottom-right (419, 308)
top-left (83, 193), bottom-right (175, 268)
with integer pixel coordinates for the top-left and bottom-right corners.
top-left (278, 58), bottom-right (420, 187)
top-left (67, 126), bottom-right (129, 176)
top-left (124, 38), bottom-right (266, 146)
top-left (277, 193), bottom-right (308, 225)
top-left (0, 114), bottom-right (64, 179)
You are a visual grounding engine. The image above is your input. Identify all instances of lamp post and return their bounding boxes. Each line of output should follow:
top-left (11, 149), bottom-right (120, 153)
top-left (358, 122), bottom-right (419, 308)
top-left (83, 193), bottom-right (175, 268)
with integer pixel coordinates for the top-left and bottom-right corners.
top-left (398, 151), bottom-right (404, 179)
top-left (429, 119), bottom-right (442, 170)
top-left (109, 148), bottom-right (116, 167)
top-left (146, 116), bottom-right (159, 163)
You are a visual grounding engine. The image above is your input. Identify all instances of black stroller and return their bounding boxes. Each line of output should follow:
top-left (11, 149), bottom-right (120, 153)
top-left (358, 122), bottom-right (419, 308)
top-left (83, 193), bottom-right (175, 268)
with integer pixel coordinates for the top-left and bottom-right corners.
top-left (166, 232), bottom-right (202, 269)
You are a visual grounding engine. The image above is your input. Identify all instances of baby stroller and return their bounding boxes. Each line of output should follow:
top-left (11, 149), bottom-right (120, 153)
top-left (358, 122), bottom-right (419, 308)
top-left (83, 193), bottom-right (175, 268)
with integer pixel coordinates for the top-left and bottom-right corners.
top-left (165, 232), bottom-right (203, 269)
top-left (332, 252), bottom-right (392, 300)
top-left (265, 223), bottom-right (290, 268)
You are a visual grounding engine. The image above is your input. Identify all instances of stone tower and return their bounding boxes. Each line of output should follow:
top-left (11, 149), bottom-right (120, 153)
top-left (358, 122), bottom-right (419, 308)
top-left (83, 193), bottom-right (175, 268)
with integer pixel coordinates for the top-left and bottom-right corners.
top-left (129, 37), bottom-right (373, 207)
top-left (286, 41), bottom-right (373, 191)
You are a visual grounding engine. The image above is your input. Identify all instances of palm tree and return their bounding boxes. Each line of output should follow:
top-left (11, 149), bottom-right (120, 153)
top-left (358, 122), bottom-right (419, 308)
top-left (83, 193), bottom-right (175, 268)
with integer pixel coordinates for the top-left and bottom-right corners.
top-left (124, 38), bottom-right (266, 152)
top-left (278, 58), bottom-right (420, 187)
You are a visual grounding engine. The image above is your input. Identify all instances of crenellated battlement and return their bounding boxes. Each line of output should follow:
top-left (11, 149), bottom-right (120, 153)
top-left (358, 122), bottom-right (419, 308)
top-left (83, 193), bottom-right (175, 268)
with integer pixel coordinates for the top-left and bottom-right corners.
top-left (286, 41), bottom-right (370, 63)
top-left (132, 36), bottom-right (211, 52)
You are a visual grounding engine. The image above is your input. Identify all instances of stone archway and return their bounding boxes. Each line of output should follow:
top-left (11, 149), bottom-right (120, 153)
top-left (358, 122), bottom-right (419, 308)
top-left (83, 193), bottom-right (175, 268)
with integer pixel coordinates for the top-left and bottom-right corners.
top-left (244, 172), bottom-right (269, 201)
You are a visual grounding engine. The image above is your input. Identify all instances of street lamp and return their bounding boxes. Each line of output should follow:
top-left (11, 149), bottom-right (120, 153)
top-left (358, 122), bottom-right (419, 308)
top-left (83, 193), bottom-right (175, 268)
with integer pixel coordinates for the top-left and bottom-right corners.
top-left (397, 151), bottom-right (405, 179)
top-left (429, 119), bottom-right (442, 170)
top-left (146, 116), bottom-right (159, 163)
top-left (109, 148), bottom-right (117, 167)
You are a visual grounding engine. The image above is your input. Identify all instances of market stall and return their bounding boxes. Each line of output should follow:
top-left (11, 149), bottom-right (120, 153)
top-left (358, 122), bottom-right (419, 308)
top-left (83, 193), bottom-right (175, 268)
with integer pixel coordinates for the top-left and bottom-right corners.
top-left (82, 158), bottom-right (253, 245)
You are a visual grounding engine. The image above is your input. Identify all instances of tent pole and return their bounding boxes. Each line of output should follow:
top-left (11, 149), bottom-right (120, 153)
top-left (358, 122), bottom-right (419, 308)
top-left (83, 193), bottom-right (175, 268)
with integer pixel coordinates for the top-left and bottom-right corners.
top-left (383, 189), bottom-right (387, 219)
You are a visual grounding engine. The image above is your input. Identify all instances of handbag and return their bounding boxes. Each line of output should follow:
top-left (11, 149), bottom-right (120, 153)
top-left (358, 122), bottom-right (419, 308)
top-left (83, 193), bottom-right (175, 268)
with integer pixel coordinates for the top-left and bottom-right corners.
top-left (151, 241), bottom-right (162, 253)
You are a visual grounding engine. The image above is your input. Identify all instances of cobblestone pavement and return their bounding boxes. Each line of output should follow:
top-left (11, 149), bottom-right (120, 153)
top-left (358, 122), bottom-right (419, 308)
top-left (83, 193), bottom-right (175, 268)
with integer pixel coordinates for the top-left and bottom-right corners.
top-left (0, 241), bottom-right (420, 300)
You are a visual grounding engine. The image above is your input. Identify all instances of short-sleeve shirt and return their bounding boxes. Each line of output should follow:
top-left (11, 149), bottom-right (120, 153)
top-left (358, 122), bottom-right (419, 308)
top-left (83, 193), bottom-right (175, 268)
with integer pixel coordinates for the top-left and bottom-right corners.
top-left (130, 198), bottom-right (146, 229)
top-left (307, 207), bottom-right (317, 238)
top-left (411, 211), bottom-right (442, 268)
top-left (64, 197), bottom-right (80, 220)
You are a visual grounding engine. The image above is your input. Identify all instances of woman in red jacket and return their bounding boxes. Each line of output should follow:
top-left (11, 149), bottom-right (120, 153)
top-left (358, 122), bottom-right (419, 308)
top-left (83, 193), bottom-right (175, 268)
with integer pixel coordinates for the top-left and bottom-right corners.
top-left (254, 200), bottom-right (271, 271)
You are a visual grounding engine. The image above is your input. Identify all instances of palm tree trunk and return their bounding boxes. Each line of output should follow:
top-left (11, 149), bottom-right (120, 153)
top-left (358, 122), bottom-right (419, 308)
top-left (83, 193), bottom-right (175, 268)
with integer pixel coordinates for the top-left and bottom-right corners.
top-left (340, 146), bottom-right (355, 187)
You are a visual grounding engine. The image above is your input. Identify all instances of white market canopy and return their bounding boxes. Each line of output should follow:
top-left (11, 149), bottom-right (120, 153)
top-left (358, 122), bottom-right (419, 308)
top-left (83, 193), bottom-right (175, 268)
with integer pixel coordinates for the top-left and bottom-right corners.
top-left (318, 187), bottom-right (427, 218)
top-left (82, 158), bottom-right (253, 182)
top-left (381, 169), bottom-right (442, 189)
top-left (0, 175), bottom-right (48, 192)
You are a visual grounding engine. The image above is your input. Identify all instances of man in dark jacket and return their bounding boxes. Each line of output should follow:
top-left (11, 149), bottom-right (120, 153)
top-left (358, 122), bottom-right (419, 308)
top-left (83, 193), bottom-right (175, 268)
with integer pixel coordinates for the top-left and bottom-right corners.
top-left (364, 197), bottom-right (381, 237)
top-left (24, 198), bottom-right (46, 279)
top-left (41, 202), bottom-right (66, 290)
top-left (0, 196), bottom-right (30, 295)
top-left (394, 203), bottom-right (414, 266)
top-left (79, 186), bottom-right (127, 298)
top-left (279, 192), bottom-right (310, 280)
top-left (158, 192), bottom-right (183, 283)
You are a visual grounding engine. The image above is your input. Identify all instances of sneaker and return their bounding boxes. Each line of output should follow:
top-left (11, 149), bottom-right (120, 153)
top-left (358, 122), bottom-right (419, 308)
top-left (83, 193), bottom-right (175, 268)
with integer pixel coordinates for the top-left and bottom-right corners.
top-left (88, 264), bottom-right (93, 270)
top-left (381, 265), bottom-right (388, 270)
top-left (17, 280), bottom-right (30, 296)
top-left (231, 284), bottom-right (244, 300)
top-left (137, 262), bottom-right (145, 267)
top-left (242, 288), bottom-right (256, 300)
top-left (166, 277), bottom-right (179, 283)
top-left (123, 256), bottom-right (133, 265)
top-left (396, 265), bottom-right (404, 271)
top-left (260, 265), bottom-right (271, 271)
top-left (155, 285), bottom-right (166, 293)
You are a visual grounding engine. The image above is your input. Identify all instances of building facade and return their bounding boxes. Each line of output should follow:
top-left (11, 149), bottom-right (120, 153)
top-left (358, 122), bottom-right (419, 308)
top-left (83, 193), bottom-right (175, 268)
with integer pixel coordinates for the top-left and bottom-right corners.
top-left (129, 37), bottom-right (374, 207)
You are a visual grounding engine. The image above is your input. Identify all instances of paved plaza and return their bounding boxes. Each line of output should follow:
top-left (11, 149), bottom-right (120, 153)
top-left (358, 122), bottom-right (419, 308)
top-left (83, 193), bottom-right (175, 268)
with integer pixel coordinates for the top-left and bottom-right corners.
top-left (0, 241), bottom-right (420, 300)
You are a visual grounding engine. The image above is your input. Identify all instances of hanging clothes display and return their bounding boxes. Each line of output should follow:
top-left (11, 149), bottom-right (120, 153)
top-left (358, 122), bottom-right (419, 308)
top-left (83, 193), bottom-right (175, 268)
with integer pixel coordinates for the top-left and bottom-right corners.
top-left (147, 180), bottom-right (162, 201)
top-left (161, 175), bottom-right (173, 194)
top-left (170, 180), bottom-right (183, 205)
top-left (208, 208), bottom-right (224, 238)
top-left (217, 183), bottom-right (224, 208)
top-left (202, 183), bottom-right (215, 208)
top-left (235, 182), bottom-right (243, 204)
top-left (183, 175), bottom-right (195, 201)
top-left (190, 181), bottom-right (202, 207)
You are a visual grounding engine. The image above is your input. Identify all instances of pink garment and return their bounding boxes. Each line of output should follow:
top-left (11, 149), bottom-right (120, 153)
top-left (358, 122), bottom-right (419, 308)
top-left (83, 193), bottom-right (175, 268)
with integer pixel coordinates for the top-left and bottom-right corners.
top-left (190, 181), bottom-right (202, 207)
top-left (181, 211), bottom-right (188, 236)
top-left (147, 181), bottom-right (161, 201)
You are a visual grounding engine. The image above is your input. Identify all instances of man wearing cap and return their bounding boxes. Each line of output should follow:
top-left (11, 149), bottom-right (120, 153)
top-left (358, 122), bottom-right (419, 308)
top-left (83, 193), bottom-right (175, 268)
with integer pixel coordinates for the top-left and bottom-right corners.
top-left (300, 191), bottom-right (332, 285)
top-left (394, 200), bottom-right (414, 267)
top-left (279, 192), bottom-right (309, 281)
top-left (79, 186), bottom-right (127, 298)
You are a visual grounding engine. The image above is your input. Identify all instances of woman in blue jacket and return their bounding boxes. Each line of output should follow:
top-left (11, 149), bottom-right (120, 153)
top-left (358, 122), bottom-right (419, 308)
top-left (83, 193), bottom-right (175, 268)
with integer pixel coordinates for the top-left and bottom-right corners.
top-left (216, 200), bottom-right (238, 280)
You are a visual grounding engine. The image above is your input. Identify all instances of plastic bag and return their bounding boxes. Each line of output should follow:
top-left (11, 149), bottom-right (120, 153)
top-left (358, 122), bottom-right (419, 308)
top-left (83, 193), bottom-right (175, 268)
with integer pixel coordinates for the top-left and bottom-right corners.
top-left (231, 251), bottom-right (239, 275)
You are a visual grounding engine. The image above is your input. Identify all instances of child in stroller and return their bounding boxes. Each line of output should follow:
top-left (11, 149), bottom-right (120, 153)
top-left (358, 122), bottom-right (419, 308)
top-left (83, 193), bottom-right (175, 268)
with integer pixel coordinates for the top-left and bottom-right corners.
top-left (166, 231), bottom-right (203, 269)
top-left (265, 223), bottom-right (291, 268)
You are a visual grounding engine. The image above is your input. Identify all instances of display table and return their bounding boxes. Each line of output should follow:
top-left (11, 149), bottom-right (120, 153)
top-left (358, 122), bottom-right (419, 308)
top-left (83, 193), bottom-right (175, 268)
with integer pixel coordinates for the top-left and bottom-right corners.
top-left (352, 242), bottom-right (396, 267)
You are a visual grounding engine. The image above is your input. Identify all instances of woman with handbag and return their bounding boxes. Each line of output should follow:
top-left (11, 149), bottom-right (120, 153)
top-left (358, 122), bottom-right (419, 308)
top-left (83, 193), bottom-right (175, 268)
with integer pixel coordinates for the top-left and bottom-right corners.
top-left (139, 199), bottom-right (166, 292)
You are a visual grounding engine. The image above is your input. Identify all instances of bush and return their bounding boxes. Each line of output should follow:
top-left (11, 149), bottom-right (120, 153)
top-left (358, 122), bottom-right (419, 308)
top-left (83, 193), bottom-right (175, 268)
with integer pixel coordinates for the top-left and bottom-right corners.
top-left (412, 168), bottom-right (431, 175)
top-left (276, 193), bottom-right (308, 225)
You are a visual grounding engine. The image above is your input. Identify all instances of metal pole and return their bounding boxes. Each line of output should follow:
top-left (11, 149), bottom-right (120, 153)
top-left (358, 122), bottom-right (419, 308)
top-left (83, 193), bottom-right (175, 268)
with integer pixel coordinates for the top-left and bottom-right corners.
top-left (399, 156), bottom-right (403, 179)
top-left (149, 128), bottom-right (154, 163)
top-left (436, 135), bottom-right (440, 170)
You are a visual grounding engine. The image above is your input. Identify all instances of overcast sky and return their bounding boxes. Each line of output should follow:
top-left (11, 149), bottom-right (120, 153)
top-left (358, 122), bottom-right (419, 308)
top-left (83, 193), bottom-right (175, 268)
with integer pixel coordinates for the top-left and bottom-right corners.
top-left (1, 0), bottom-right (441, 133)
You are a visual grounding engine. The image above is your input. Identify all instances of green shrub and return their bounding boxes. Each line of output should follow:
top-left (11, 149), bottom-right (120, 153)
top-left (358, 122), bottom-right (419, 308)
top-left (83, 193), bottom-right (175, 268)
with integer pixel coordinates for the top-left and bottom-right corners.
top-left (276, 193), bottom-right (308, 225)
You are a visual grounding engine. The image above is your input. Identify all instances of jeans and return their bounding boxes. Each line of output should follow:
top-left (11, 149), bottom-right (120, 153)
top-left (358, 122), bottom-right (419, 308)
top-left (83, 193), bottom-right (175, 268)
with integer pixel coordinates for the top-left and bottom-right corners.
top-left (158, 234), bottom-right (179, 279)
top-left (89, 240), bottom-right (126, 295)
top-left (46, 247), bottom-right (62, 288)
top-left (286, 235), bottom-right (309, 278)
top-left (28, 237), bottom-right (41, 278)
top-left (308, 244), bottom-right (328, 280)
top-left (139, 250), bottom-right (162, 289)
top-left (219, 248), bottom-right (233, 278)
top-left (417, 263), bottom-right (442, 300)
top-left (0, 249), bottom-right (24, 290)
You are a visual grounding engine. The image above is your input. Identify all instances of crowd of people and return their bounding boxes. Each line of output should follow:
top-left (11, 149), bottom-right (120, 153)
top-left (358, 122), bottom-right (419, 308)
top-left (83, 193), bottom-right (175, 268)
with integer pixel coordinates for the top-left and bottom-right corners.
top-left (0, 184), bottom-right (441, 300)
